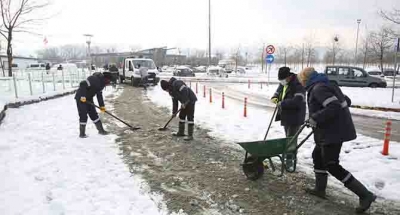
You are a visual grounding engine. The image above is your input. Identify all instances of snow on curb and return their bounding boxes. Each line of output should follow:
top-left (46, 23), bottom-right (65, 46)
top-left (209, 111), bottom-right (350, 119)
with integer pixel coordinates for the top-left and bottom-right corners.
top-left (0, 89), bottom-right (77, 125)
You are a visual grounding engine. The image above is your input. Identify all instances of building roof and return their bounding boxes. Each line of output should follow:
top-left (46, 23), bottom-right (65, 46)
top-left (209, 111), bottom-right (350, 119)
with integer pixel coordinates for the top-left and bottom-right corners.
top-left (0, 55), bottom-right (38, 60)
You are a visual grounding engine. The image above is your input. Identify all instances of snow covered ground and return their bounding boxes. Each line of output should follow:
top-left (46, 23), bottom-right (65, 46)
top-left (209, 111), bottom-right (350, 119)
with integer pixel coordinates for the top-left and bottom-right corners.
top-left (221, 83), bottom-right (400, 120)
top-left (0, 88), bottom-right (170, 215)
top-left (147, 85), bottom-right (400, 202)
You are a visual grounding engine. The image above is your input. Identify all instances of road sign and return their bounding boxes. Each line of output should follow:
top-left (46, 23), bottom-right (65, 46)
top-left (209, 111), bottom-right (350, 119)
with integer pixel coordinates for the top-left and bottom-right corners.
top-left (265, 54), bottom-right (274, 64)
top-left (266, 45), bottom-right (275, 54)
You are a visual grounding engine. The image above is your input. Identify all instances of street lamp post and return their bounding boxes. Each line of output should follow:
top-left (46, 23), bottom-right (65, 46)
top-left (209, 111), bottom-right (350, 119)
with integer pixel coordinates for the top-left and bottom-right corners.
top-left (83, 34), bottom-right (93, 67)
top-left (333, 36), bottom-right (339, 65)
top-left (355, 19), bottom-right (361, 66)
top-left (208, 0), bottom-right (211, 67)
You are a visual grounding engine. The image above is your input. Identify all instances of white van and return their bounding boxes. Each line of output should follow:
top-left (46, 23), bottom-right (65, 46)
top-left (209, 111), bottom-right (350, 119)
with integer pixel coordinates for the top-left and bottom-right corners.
top-left (27, 63), bottom-right (46, 70)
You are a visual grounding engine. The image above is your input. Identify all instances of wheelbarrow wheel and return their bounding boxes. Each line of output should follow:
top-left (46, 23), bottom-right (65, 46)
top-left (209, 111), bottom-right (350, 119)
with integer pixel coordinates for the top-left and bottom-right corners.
top-left (242, 155), bottom-right (264, 181)
top-left (284, 153), bottom-right (297, 173)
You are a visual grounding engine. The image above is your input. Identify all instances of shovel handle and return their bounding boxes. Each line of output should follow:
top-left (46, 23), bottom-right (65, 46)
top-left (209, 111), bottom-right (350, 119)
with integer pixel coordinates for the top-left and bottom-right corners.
top-left (86, 101), bottom-right (136, 130)
top-left (162, 108), bottom-right (182, 129)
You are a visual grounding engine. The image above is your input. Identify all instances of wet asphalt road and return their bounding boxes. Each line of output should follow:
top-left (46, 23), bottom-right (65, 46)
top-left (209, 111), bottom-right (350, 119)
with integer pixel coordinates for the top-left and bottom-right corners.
top-left (206, 82), bottom-right (400, 142)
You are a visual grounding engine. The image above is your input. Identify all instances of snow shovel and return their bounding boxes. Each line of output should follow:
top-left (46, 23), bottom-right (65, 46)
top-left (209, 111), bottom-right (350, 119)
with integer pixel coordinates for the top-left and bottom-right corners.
top-left (263, 105), bottom-right (279, 141)
top-left (158, 108), bottom-right (182, 131)
top-left (87, 101), bottom-right (140, 131)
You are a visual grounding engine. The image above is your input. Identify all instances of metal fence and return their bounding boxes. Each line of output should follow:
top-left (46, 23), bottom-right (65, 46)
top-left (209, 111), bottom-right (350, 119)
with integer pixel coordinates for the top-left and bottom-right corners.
top-left (0, 69), bottom-right (91, 99)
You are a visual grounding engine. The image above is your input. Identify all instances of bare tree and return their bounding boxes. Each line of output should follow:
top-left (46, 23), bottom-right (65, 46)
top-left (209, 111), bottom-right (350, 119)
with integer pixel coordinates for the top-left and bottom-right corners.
top-left (0, 0), bottom-right (50, 76)
top-left (275, 46), bottom-right (292, 66)
top-left (369, 26), bottom-right (395, 72)
top-left (380, 8), bottom-right (400, 25)
top-left (304, 34), bottom-right (317, 67)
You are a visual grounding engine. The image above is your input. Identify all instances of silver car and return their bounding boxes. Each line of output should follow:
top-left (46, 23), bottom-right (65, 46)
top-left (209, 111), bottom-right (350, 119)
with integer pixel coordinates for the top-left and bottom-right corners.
top-left (324, 66), bottom-right (387, 88)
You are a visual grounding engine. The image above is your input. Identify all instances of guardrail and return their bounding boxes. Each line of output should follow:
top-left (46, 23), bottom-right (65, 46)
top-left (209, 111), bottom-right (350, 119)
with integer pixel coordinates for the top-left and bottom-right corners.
top-left (0, 69), bottom-right (90, 99)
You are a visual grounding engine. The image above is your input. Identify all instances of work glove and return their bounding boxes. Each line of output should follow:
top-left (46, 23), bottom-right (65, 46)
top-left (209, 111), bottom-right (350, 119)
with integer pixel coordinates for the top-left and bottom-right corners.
top-left (100, 106), bottom-right (106, 113)
top-left (271, 97), bottom-right (279, 104)
top-left (80, 97), bottom-right (87, 103)
top-left (305, 118), bottom-right (317, 128)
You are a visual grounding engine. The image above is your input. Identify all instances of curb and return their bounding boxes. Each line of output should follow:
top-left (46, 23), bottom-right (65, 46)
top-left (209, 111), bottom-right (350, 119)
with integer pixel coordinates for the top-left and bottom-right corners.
top-left (351, 105), bottom-right (400, 113)
top-left (0, 90), bottom-right (77, 125)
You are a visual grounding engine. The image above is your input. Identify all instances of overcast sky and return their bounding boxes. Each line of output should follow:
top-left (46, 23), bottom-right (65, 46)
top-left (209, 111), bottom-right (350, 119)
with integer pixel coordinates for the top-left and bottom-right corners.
top-left (8, 0), bottom-right (400, 56)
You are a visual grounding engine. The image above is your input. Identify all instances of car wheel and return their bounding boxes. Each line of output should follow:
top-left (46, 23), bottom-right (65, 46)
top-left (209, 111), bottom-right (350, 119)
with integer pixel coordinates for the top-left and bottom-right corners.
top-left (369, 83), bottom-right (378, 88)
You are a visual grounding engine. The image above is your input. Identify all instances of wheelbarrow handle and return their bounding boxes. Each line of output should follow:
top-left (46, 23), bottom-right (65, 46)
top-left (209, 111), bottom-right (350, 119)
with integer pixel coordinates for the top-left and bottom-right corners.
top-left (284, 124), bottom-right (310, 152)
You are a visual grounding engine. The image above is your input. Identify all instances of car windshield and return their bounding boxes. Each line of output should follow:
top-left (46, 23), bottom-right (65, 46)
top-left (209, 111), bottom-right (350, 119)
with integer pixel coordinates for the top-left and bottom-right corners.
top-left (133, 60), bottom-right (155, 69)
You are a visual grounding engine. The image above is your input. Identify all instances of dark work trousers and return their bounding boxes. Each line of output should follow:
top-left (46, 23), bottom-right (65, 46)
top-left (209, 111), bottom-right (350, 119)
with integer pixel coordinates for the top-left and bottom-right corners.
top-left (284, 125), bottom-right (300, 152)
top-left (312, 143), bottom-right (354, 185)
top-left (178, 103), bottom-right (195, 125)
top-left (76, 100), bottom-right (100, 125)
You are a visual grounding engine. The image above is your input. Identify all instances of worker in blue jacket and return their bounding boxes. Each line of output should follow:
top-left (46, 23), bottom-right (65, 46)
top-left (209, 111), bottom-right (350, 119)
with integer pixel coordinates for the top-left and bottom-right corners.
top-left (161, 77), bottom-right (197, 141)
top-left (298, 67), bottom-right (376, 214)
top-left (75, 72), bottom-right (111, 138)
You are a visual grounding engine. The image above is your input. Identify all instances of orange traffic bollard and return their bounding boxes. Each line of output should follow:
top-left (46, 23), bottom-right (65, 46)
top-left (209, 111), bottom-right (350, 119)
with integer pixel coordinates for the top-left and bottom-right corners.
top-left (244, 97), bottom-right (247, 117)
top-left (196, 82), bottom-right (198, 94)
top-left (203, 85), bottom-right (206, 98)
top-left (209, 88), bottom-right (213, 103)
top-left (382, 120), bottom-right (392, 155)
top-left (222, 92), bottom-right (225, 109)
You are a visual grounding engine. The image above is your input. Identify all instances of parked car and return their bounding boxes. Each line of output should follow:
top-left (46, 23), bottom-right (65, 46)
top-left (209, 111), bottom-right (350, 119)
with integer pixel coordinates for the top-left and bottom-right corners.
top-left (235, 67), bottom-right (246, 74)
top-left (367, 70), bottom-right (384, 77)
top-left (207, 66), bottom-right (228, 78)
top-left (324, 66), bottom-right (386, 88)
top-left (27, 63), bottom-right (46, 70)
top-left (194, 66), bottom-right (207, 73)
top-left (173, 66), bottom-right (195, 77)
top-left (383, 69), bottom-right (399, 77)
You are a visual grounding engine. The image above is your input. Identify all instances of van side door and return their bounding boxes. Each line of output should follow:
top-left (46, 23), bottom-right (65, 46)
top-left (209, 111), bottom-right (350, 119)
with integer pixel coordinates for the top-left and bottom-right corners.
top-left (337, 67), bottom-right (353, 86)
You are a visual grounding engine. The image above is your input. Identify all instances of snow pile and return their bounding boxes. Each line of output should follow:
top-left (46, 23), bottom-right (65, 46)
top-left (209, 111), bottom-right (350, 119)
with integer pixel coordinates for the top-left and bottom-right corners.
top-left (147, 85), bottom-right (400, 201)
top-left (0, 88), bottom-right (168, 215)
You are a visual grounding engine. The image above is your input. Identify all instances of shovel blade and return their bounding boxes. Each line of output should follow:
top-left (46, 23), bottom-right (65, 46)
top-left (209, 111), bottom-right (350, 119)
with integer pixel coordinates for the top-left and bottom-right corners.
top-left (158, 127), bottom-right (168, 131)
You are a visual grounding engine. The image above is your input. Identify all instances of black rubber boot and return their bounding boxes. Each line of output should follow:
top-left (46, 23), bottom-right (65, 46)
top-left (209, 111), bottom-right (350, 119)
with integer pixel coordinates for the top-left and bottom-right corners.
top-left (184, 124), bottom-right (194, 141)
top-left (305, 173), bottom-right (328, 199)
top-left (95, 121), bottom-right (109, 135)
top-left (173, 122), bottom-right (185, 137)
top-left (345, 178), bottom-right (376, 214)
top-left (79, 124), bottom-right (87, 138)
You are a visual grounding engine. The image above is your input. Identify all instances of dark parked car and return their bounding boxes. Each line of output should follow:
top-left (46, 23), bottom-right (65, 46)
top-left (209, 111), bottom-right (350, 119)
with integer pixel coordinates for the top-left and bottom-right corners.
top-left (173, 66), bottom-right (195, 77)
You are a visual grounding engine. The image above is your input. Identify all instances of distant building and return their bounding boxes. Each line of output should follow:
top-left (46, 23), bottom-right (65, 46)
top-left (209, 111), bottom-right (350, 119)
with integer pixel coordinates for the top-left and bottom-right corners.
top-left (0, 55), bottom-right (38, 74)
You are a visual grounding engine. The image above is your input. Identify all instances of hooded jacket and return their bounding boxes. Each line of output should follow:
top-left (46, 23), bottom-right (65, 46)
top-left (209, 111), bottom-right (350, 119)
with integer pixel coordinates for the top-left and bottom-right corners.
top-left (306, 72), bottom-right (356, 144)
top-left (74, 72), bottom-right (106, 107)
top-left (168, 77), bottom-right (197, 114)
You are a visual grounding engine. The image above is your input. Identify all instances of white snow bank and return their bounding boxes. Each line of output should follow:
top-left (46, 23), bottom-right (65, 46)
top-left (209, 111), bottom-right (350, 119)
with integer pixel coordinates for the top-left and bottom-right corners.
top-left (0, 88), bottom-right (168, 215)
top-left (224, 84), bottom-right (400, 119)
top-left (147, 85), bottom-right (400, 201)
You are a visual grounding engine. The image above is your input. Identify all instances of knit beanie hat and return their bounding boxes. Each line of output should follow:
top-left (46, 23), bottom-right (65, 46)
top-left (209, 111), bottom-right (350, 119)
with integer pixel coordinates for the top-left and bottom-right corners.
top-left (278, 67), bottom-right (291, 80)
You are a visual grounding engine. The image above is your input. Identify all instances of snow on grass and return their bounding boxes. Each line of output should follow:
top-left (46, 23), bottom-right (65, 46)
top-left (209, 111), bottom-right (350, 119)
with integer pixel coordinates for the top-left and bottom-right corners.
top-left (147, 85), bottom-right (400, 201)
top-left (0, 87), bottom-right (170, 215)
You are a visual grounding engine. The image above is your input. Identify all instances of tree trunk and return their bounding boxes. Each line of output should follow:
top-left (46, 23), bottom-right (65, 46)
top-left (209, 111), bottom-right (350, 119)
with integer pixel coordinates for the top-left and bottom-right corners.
top-left (7, 31), bottom-right (13, 77)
